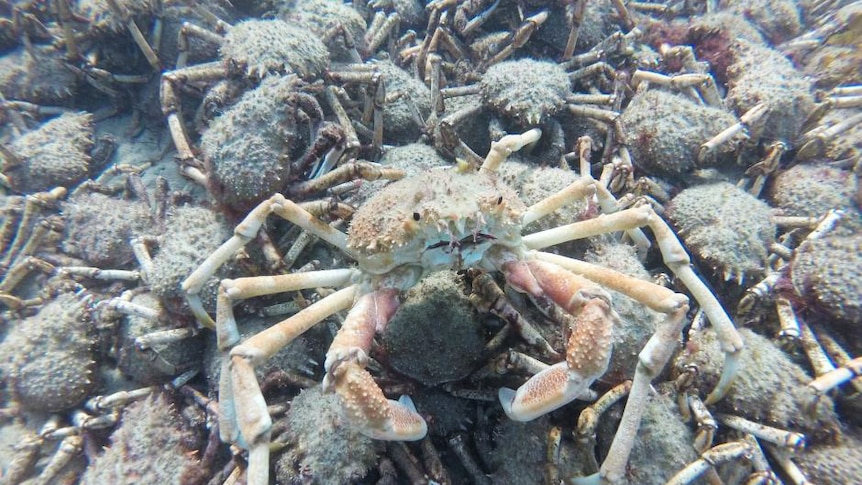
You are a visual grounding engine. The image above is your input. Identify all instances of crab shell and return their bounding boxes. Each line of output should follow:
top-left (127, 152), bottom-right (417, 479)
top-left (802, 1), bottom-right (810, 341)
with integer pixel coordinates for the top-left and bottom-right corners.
top-left (347, 168), bottom-right (526, 275)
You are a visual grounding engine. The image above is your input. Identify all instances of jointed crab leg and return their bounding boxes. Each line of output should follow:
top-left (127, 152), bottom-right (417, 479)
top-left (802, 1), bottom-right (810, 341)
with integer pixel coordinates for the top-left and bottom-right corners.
top-left (716, 414), bottom-right (806, 450)
top-left (524, 205), bottom-right (743, 404)
top-left (573, 380), bottom-right (632, 476)
top-left (224, 285), bottom-right (357, 485)
top-left (161, 62), bottom-right (229, 185)
top-left (214, 269), bottom-right (355, 448)
top-left (809, 357), bottom-right (862, 395)
top-left (481, 128), bottom-right (542, 173)
top-left (226, 286), bottom-right (427, 485)
top-left (498, 258), bottom-right (618, 421)
top-left (521, 204), bottom-right (741, 483)
top-left (323, 290), bottom-right (426, 440)
top-left (215, 269), bottom-right (356, 348)
top-left (522, 178), bottom-right (596, 226)
top-left (1, 187), bottom-right (66, 270)
top-left (664, 441), bottom-right (754, 485)
top-left (600, 303), bottom-right (689, 484)
top-left (499, 252), bottom-right (691, 474)
top-left (183, 194), bottom-right (354, 327)
top-left (533, 252), bottom-right (685, 314)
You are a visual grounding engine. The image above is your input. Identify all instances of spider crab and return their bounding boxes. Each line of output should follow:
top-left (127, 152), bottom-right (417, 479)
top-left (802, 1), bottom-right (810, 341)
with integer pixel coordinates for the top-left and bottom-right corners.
top-left (183, 129), bottom-right (743, 485)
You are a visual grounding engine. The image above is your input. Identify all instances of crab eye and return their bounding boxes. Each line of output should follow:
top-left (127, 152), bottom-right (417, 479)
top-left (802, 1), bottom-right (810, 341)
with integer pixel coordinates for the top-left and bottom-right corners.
top-left (412, 212), bottom-right (421, 221)
top-left (496, 196), bottom-right (503, 205)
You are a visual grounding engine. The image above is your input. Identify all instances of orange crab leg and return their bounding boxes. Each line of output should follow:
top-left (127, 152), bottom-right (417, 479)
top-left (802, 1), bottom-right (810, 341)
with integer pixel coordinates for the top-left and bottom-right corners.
top-left (323, 289), bottom-right (428, 441)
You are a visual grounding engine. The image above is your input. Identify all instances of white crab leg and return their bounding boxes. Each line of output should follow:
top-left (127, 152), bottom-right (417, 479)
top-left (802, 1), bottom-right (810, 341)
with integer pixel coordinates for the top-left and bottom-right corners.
top-left (522, 178), bottom-right (596, 226)
top-left (183, 194), bottom-right (353, 327)
top-left (664, 441), bottom-right (754, 485)
top-left (224, 285), bottom-right (357, 485)
top-left (480, 128), bottom-right (542, 173)
top-left (216, 268), bottom-right (356, 349)
top-left (532, 252), bottom-right (686, 313)
top-left (599, 303), bottom-right (690, 483)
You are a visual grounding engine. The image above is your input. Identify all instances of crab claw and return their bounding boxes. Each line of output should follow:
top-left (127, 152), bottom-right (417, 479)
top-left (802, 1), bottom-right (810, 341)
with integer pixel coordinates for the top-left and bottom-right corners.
top-left (329, 361), bottom-right (427, 441)
top-left (499, 361), bottom-right (593, 421)
top-left (498, 258), bottom-right (617, 421)
top-left (364, 395), bottom-right (428, 441)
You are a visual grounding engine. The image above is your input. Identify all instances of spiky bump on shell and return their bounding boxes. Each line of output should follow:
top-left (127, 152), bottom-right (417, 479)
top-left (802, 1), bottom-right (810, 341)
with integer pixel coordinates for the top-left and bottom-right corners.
top-left (480, 59), bottom-right (571, 126)
top-left (674, 328), bottom-right (839, 441)
top-left (202, 75), bottom-right (314, 209)
top-left (620, 90), bottom-right (740, 176)
top-left (80, 393), bottom-right (204, 484)
top-left (61, 192), bottom-right (153, 267)
top-left (725, 39), bottom-right (815, 143)
top-left (220, 19), bottom-right (329, 79)
top-left (795, 429), bottom-right (862, 485)
top-left (275, 386), bottom-right (379, 484)
top-left (667, 182), bottom-right (776, 283)
top-left (769, 163), bottom-right (858, 218)
top-left (791, 232), bottom-right (862, 325)
top-left (5, 112), bottom-right (93, 193)
top-left (280, 0), bottom-right (366, 60)
top-left (0, 292), bottom-right (96, 412)
top-left (0, 46), bottom-right (80, 104)
top-left (347, 169), bottom-right (525, 268)
top-left (148, 205), bottom-right (233, 314)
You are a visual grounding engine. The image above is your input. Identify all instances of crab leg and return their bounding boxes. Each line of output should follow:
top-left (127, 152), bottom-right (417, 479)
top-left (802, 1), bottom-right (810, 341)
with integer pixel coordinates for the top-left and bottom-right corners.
top-left (631, 70), bottom-right (723, 107)
top-left (523, 209), bottom-right (741, 484)
top-left (288, 161), bottom-right (405, 199)
top-left (522, 178), bottom-right (596, 226)
top-left (323, 289), bottom-right (427, 441)
top-left (664, 441), bottom-right (754, 485)
top-left (482, 10), bottom-right (549, 67)
top-left (699, 102), bottom-right (770, 162)
top-left (562, 0), bottom-right (588, 61)
top-left (215, 270), bottom-right (352, 442)
top-left (215, 268), bottom-right (356, 349)
top-left (481, 128), bottom-right (542, 173)
top-left (524, 205), bottom-right (743, 404)
top-left (809, 357), bottom-right (862, 395)
top-left (225, 285), bottom-right (357, 485)
top-left (364, 12), bottom-right (400, 55)
top-left (105, 0), bottom-right (160, 70)
top-left (1, 187), bottom-right (66, 270)
top-left (182, 194), bottom-right (353, 327)
top-left (498, 258), bottom-right (617, 421)
top-left (574, 380), bottom-right (632, 475)
top-left (161, 62), bottom-right (229, 185)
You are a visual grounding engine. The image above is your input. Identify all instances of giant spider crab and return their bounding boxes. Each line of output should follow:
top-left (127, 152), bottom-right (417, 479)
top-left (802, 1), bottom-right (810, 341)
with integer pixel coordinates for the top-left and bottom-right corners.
top-left (183, 129), bottom-right (743, 485)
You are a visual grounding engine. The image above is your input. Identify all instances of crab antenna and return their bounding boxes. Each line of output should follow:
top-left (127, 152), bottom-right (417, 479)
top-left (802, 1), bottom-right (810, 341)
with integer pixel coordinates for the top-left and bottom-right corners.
top-left (480, 128), bottom-right (542, 173)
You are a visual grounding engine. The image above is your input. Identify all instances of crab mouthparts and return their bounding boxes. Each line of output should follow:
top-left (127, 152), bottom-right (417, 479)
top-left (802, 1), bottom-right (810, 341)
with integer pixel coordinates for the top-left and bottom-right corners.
top-left (424, 233), bottom-right (496, 254)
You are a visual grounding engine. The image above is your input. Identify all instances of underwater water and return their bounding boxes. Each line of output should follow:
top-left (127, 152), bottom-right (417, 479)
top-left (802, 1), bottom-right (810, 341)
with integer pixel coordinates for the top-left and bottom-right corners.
top-left (0, 0), bottom-right (861, 484)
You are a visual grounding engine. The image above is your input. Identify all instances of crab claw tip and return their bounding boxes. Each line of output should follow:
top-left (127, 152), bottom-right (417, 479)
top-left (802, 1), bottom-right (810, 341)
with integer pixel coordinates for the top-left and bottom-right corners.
top-left (498, 362), bottom-right (590, 422)
top-left (363, 397), bottom-right (427, 441)
top-left (498, 387), bottom-right (519, 420)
